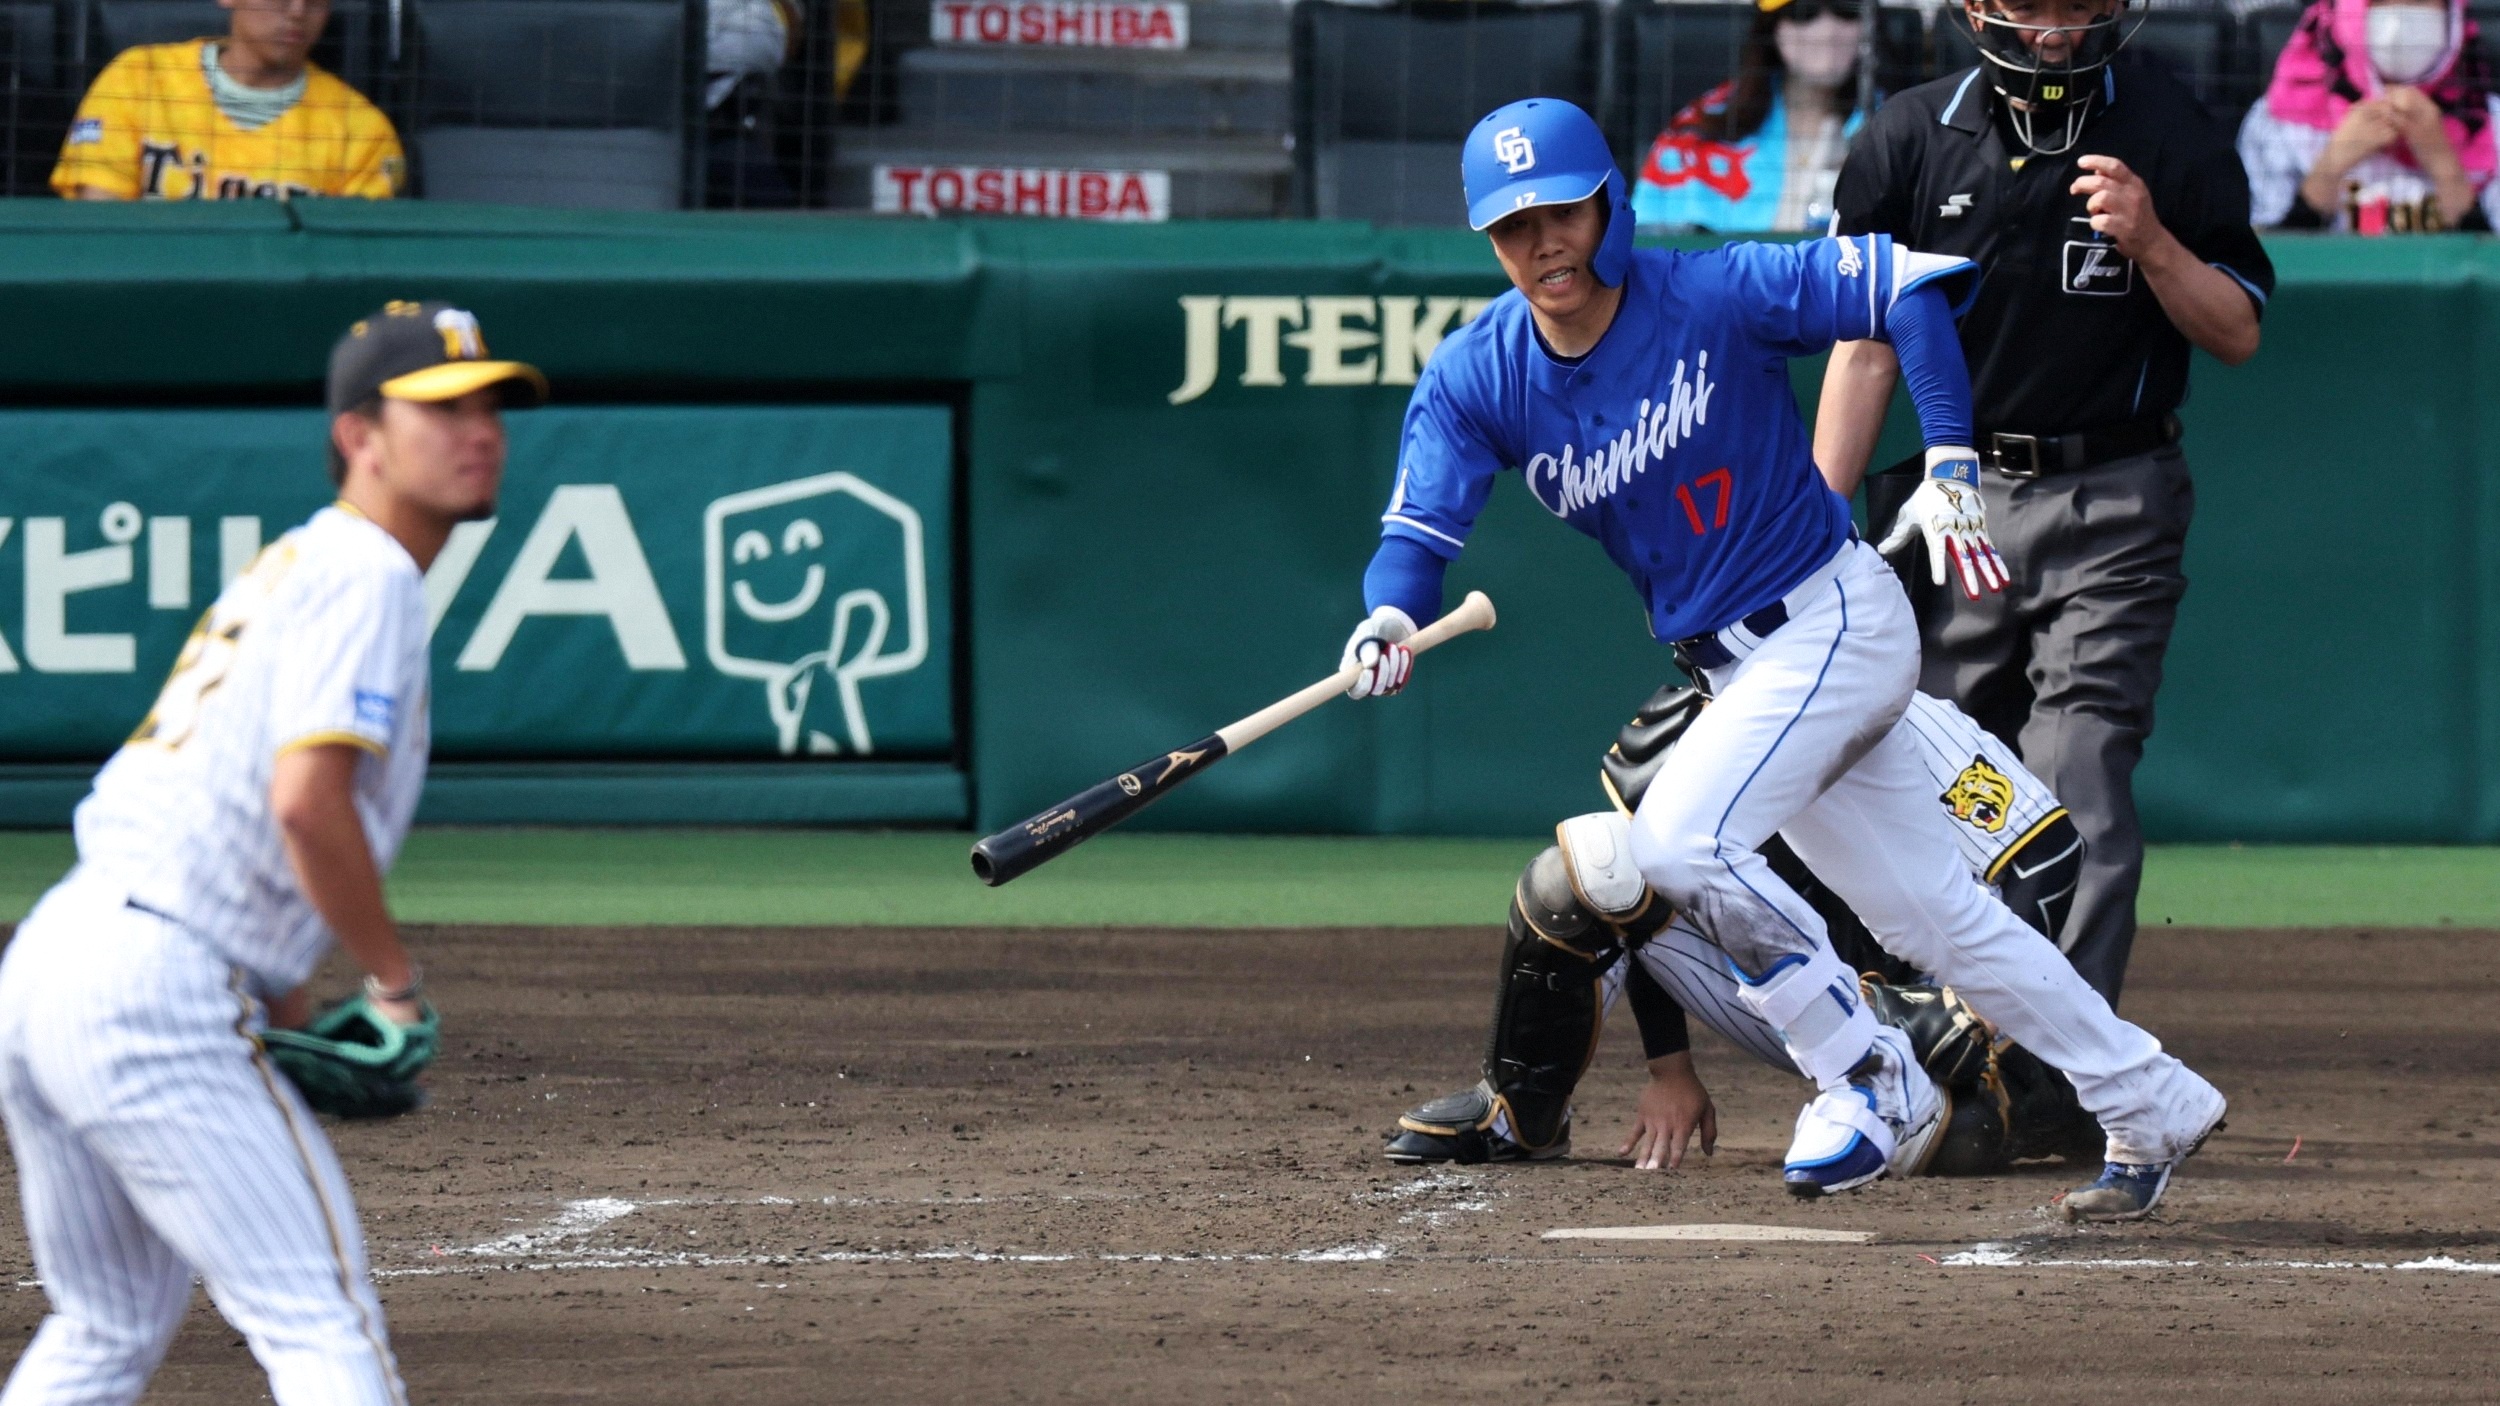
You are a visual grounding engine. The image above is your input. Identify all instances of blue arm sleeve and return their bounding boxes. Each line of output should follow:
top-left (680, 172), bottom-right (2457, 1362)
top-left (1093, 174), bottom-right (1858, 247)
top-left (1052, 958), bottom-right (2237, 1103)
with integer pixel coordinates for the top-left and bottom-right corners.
top-left (1881, 281), bottom-right (1975, 452)
top-left (1361, 535), bottom-right (1448, 625)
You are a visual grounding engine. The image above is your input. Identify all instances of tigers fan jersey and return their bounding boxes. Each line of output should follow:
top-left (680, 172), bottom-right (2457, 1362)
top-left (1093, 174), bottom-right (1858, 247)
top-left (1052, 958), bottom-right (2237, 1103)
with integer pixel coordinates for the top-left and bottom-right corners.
top-left (1894, 691), bottom-right (2066, 883)
top-left (72, 506), bottom-right (431, 992)
top-left (51, 40), bottom-right (403, 200)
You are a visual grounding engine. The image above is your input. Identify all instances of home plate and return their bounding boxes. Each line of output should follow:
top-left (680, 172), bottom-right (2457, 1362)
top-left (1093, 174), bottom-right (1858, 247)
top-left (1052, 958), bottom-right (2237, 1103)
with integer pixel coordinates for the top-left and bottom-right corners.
top-left (1543, 1223), bottom-right (1874, 1244)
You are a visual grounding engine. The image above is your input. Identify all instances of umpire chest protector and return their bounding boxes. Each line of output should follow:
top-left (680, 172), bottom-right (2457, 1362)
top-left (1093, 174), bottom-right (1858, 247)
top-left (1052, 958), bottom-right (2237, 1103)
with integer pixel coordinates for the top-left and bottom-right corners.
top-left (1832, 52), bottom-right (2274, 441)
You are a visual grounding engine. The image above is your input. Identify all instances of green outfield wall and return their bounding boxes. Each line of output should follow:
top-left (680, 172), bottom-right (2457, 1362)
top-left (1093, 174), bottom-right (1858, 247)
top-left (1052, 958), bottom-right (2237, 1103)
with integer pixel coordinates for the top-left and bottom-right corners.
top-left (0, 202), bottom-right (2487, 841)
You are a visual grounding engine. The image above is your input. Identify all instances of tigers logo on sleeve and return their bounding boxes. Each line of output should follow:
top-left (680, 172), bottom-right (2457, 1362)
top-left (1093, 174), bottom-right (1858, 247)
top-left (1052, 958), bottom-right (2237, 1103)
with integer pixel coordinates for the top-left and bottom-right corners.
top-left (1940, 756), bottom-right (2015, 833)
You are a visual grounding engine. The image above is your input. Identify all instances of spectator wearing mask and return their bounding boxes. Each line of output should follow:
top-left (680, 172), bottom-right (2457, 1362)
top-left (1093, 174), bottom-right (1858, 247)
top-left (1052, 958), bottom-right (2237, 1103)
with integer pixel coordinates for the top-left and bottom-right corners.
top-left (1632, 0), bottom-right (1869, 231)
top-left (51, 0), bottom-right (401, 200)
top-left (2240, 0), bottom-right (2500, 231)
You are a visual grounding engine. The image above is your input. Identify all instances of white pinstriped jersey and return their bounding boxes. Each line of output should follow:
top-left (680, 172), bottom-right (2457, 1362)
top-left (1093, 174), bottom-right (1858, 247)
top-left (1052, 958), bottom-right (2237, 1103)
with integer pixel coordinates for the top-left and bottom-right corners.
top-left (1891, 691), bottom-right (2063, 884)
top-left (72, 505), bottom-right (431, 992)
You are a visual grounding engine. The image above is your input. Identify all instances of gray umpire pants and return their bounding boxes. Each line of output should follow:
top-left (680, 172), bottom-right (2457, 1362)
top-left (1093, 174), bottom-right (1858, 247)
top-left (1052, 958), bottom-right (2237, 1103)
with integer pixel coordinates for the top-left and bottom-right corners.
top-left (1871, 445), bottom-right (2195, 1007)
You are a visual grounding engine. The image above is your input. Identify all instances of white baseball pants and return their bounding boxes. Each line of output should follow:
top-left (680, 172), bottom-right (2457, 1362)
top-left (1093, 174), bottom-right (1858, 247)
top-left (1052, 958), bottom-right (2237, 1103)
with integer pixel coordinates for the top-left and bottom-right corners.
top-left (1628, 540), bottom-right (2220, 1163)
top-left (0, 878), bottom-right (406, 1406)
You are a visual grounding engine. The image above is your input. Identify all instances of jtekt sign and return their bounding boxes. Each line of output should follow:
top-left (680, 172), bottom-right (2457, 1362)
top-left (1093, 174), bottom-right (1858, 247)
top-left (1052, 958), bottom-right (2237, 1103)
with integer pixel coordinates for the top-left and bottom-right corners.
top-left (1168, 295), bottom-right (1498, 404)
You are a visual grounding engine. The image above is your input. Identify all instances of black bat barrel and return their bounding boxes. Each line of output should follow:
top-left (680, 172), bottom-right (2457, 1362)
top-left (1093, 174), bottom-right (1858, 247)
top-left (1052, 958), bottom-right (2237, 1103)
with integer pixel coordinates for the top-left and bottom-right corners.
top-left (969, 733), bottom-right (1230, 886)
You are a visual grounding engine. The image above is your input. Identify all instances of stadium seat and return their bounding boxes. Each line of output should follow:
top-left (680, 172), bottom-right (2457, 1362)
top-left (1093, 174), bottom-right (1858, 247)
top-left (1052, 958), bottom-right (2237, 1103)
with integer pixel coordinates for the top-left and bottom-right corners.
top-left (405, 0), bottom-right (702, 208)
top-left (1294, 0), bottom-right (1601, 224)
top-left (2123, 6), bottom-right (2237, 117)
top-left (1615, 0), bottom-right (1925, 171)
top-left (0, 0), bottom-right (66, 196)
top-left (0, 0), bottom-right (65, 195)
top-left (2240, 1), bottom-right (2301, 107)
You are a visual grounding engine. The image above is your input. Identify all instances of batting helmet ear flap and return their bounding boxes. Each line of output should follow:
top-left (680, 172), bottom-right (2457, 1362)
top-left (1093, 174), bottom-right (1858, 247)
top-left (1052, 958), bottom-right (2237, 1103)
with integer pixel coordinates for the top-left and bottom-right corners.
top-left (1592, 168), bottom-right (1635, 289)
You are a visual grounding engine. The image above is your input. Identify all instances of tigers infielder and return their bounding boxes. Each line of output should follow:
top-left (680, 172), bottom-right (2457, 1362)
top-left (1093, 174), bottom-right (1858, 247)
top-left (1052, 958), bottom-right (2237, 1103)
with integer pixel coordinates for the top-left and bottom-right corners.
top-left (1338, 97), bottom-right (2223, 1219)
top-left (0, 301), bottom-right (543, 1404)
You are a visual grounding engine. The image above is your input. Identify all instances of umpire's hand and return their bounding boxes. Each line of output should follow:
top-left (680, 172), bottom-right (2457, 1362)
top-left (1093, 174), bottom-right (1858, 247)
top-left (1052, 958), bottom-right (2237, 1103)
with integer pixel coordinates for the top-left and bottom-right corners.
top-left (2070, 155), bottom-right (2170, 262)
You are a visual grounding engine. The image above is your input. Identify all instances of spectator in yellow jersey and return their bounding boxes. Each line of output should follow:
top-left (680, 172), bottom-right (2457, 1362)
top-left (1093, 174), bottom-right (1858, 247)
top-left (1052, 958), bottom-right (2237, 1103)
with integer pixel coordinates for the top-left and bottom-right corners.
top-left (52, 0), bottom-right (402, 201)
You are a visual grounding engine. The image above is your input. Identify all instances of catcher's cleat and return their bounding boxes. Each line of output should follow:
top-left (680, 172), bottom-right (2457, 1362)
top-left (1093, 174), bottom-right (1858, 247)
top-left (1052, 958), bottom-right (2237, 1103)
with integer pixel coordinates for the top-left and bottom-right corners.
top-left (1384, 1082), bottom-right (1567, 1165)
top-left (2060, 1098), bottom-right (2227, 1223)
top-left (1783, 1026), bottom-right (1943, 1196)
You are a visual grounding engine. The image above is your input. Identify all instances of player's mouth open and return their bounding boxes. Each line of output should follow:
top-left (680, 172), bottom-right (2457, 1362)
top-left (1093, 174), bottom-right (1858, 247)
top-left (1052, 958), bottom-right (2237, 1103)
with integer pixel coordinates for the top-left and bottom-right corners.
top-left (1539, 268), bottom-right (1577, 288)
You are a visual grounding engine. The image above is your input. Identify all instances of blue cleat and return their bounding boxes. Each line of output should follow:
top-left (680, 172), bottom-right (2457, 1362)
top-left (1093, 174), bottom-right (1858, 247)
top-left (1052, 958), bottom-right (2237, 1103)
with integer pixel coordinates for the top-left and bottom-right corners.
top-left (2060, 1160), bottom-right (2175, 1221)
top-left (2061, 1104), bottom-right (2226, 1222)
top-left (1783, 1026), bottom-right (1942, 1197)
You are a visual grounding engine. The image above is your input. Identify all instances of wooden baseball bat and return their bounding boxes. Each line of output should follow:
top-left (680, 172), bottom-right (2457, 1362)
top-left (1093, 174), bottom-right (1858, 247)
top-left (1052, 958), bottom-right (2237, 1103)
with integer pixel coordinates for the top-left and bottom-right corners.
top-left (969, 591), bottom-right (1498, 887)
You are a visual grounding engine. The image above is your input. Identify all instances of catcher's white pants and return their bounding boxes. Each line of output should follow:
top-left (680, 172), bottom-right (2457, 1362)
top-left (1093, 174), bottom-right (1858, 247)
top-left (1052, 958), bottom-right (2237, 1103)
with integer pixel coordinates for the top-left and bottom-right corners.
top-left (0, 876), bottom-right (405, 1406)
top-left (1628, 540), bottom-right (2220, 1163)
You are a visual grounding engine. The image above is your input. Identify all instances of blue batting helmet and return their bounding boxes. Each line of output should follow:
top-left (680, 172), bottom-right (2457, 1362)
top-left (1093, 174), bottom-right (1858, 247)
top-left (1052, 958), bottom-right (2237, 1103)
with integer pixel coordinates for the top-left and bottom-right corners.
top-left (1460, 98), bottom-right (1633, 287)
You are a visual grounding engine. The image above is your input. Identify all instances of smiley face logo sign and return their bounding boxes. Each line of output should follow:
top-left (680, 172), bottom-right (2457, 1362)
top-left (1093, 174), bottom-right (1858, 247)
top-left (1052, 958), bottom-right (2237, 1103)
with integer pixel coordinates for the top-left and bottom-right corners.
top-left (703, 472), bottom-right (930, 755)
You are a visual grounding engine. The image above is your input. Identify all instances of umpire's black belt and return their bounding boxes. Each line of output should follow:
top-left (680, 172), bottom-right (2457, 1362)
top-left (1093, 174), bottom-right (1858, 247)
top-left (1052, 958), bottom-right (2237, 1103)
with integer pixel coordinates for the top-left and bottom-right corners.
top-left (1977, 412), bottom-right (2182, 478)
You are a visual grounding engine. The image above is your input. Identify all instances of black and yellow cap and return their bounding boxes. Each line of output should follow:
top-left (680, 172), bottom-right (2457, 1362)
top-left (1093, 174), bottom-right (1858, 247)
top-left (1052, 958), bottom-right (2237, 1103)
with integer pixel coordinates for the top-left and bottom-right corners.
top-left (327, 299), bottom-right (549, 416)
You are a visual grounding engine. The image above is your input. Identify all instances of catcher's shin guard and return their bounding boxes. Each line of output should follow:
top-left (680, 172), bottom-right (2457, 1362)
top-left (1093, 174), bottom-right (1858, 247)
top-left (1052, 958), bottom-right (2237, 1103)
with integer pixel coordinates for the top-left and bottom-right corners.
top-left (1998, 1040), bottom-right (2105, 1163)
top-left (1992, 809), bottom-right (2084, 947)
top-left (1386, 819), bottom-right (1668, 1164)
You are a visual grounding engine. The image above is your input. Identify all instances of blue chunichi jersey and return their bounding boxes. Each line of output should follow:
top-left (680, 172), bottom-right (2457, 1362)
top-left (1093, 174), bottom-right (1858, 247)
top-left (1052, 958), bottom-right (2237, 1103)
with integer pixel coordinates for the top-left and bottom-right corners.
top-left (1379, 234), bottom-right (1972, 643)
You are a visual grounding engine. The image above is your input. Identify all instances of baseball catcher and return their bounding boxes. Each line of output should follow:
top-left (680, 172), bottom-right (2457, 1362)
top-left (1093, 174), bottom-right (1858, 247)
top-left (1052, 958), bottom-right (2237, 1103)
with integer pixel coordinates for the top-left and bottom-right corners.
top-left (1386, 681), bottom-right (2102, 1178)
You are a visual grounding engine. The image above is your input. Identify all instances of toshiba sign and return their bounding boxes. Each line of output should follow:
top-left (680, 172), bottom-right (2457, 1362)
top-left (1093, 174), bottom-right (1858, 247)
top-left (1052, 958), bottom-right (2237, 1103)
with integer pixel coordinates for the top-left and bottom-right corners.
top-left (930, 1), bottom-right (1189, 47)
top-left (873, 165), bottom-right (1172, 221)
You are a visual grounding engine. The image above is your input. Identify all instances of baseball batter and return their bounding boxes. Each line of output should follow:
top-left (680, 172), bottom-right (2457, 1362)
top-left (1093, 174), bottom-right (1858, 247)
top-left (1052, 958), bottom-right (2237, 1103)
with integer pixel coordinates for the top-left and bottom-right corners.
top-left (0, 301), bottom-right (543, 1404)
top-left (1339, 97), bottom-right (2223, 1219)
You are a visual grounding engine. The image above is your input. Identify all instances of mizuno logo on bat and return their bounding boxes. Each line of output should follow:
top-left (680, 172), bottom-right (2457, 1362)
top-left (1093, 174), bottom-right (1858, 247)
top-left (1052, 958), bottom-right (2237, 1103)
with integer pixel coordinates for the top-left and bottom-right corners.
top-left (1161, 748), bottom-right (1207, 778)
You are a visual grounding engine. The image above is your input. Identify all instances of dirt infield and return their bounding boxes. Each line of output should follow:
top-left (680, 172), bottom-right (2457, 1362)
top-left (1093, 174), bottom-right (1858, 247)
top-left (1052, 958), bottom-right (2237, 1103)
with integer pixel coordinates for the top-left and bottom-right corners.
top-left (0, 922), bottom-right (2495, 1403)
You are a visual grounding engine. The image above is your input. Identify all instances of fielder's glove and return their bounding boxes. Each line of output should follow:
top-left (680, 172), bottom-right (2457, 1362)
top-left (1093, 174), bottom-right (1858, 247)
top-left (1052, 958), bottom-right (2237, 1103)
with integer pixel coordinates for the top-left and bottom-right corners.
top-left (1339, 605), bottom-right (1416, 699)
top-left (261, 993), bottom-right (440, 1120)
top-left (1877, 448), bottom-right (2009, 601)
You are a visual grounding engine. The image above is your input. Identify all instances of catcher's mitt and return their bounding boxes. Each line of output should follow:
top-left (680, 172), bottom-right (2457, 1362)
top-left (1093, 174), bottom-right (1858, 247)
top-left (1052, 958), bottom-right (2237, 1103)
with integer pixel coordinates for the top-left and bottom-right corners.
top-left (260, 994), bottom-right (440, 1119)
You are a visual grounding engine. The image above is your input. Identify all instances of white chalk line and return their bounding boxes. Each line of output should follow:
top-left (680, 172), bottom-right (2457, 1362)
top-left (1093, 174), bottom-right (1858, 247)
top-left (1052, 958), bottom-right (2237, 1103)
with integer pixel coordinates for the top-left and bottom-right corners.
top-left (374, 1180), bottom-right (1505, 1279)
top-left (1547, 1224), bottom-right (1874, 1244)
top-left (388, 1174), bottom-right (1503, 1278)
top-left (380, 1191), bottom-right (2500, 1283)
top-left (1940, 1241), bottom-right (2500, 1275)
top-left (378, 1244), bottom-right (1396, 1278)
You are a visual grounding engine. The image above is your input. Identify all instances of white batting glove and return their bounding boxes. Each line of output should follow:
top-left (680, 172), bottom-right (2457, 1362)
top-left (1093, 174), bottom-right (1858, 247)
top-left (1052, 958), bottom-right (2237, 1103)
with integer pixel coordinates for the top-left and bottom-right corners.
top-left (1339, 605), bottom-right (1416, 699)
top-left (1877, 448), bottom-right (2009, 601)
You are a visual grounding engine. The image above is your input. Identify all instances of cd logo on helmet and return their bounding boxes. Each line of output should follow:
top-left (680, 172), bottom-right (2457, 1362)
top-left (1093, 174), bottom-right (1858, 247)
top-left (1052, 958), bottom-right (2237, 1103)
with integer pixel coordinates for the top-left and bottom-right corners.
top-left (1493, 126), bottom-right (1537, 174)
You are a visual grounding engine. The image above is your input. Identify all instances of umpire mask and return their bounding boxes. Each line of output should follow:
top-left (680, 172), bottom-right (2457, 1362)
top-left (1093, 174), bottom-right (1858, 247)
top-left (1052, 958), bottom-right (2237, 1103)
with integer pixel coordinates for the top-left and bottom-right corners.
top-left (1961, 0), bottom-right (2139, 155)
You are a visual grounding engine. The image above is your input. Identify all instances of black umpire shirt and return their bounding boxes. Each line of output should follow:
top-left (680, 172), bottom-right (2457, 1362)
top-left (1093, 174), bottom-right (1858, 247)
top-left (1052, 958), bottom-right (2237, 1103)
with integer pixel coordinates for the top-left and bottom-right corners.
top-left (1833, 52), bottom-right (2276, 436)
